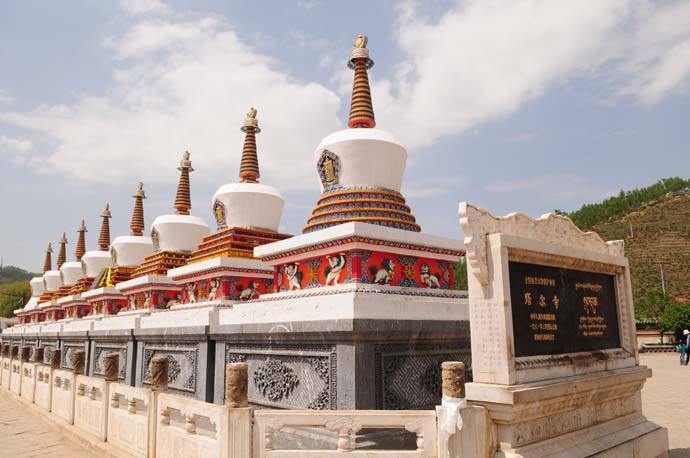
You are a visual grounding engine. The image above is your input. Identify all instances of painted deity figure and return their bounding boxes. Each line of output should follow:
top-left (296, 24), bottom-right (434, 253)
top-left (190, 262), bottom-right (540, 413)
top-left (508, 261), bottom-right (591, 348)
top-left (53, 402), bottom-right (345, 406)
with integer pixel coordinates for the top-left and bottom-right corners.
top-left (325, 253), bottom-right (347, 286)
top-left (373, 259), bottom-right (395, 285)
top-left (208, 279), bottom-right (221, 301)
top-left (185, 282), bottom-right (197, 303)
top-left (239, 281), bottom-right (260, 301)
top-left (284, 263), bottom-right (302, 291)
top-left (419, 263), bottom-right (441, 288)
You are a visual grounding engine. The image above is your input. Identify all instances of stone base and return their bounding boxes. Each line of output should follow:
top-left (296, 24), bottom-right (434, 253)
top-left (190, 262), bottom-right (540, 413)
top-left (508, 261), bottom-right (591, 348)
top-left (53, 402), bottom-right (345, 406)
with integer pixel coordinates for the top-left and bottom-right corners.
top-left (467, 366), bottom-right (669, 458)
top-left (504, 415), bottom-right (668, 458)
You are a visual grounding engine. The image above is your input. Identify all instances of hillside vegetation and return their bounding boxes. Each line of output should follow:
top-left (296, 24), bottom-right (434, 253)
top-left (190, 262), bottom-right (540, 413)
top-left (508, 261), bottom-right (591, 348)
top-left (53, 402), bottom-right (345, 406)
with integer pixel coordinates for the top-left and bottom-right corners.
top-left (0, 266), bottom-right (38, 318)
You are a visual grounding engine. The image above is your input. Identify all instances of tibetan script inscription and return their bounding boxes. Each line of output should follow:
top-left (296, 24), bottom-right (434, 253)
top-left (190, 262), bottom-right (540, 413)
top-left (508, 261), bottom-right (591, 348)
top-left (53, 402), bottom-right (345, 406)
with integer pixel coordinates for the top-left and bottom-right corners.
top-left (509, 261), bottom-right (620, 357)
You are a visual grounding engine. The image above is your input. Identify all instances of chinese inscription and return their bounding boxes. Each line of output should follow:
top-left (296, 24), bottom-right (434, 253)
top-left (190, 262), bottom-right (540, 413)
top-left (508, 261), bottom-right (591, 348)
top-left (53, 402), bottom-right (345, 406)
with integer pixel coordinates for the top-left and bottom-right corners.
top-left (509, 262), bottom-right (620, 357)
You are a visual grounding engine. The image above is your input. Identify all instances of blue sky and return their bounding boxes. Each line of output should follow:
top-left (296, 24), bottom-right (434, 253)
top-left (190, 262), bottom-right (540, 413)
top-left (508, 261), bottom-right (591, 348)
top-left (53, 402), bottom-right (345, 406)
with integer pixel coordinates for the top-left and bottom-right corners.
top-left (1, 0), bottom-right (689, 271)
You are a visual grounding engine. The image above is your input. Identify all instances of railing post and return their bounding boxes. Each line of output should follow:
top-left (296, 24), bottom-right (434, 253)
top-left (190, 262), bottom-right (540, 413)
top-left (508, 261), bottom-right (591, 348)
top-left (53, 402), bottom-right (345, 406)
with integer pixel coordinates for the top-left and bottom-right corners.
top-left (72, 350), bottom-right (86, 376)
top-left (11, 345), bottom-right (19, 360)
top-left (149, 355), bottom-right (168, 458)
top-left (103, 353), bottom-right (119, 382)
top-left (34, 347), bottom-right (45, 364)
top-left (20, 347), bottom-right (30, 363)
top-left (50, 349), bottom-right (61, 370)
top-left (442, 361), bottom-right (465, 399)
top-left (225, 362), bottom-right (252, 458)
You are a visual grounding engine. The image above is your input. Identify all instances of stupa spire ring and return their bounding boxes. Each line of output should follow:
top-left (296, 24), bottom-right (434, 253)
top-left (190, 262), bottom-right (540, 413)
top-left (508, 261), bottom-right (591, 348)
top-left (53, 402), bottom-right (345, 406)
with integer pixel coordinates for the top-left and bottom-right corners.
top-left (239, 107), bottom-right (261, 183)
top-left (347, 34), bottom-right (376, 129)
top-left (130, 181), bottom-right (146, 236)
top-left (174, 151), bottom-right (194, 215)
top-left (75, 220), bottom-right (87, 261)
top-left (98, 203), bottom-right (112, 251)
top-left (42, 242), bottom-right (53, 273)
top-left (57, 232), bottom-right (68, 269)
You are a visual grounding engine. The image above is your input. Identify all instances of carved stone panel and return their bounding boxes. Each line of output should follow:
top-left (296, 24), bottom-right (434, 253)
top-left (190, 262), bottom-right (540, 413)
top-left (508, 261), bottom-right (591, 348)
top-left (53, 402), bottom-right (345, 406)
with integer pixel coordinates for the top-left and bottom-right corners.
top-left (225, 344), bottom-right (336, 409)
top-left (375, 343), bottom-right (471, 409)
top-left (42, 343), bottom-right (57, 365)
top-left (93, 345), bottom-right (127, 380)
top-left (142, 344), bottom-right (198, 394)
top-left (61, 343), bottom-right (85, 370)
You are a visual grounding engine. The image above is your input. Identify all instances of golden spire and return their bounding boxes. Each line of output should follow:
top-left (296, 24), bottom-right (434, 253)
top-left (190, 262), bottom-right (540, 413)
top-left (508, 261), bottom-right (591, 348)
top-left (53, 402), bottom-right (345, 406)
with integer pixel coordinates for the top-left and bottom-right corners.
top-left (98, 203), bottom-right (112, 251)
top-left (130, 182), bottom-right (146, 236)
top-left (174, 151), bottom-right (193, 215)
top-left (75, 220), bottom-right (87, 261)
top-left (57, 232), bottom-right (67, 269)
top-left (42, 243), bottom-right (53, 273)
top-left (239, 108), bottom-right (261, 183)
top-left (348, 34), bottom-right (375, 128)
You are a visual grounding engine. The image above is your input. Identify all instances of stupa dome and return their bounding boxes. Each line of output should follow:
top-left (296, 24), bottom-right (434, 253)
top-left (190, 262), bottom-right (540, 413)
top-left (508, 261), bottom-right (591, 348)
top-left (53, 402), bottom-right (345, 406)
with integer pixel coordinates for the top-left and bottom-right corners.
top-left (30, 277), bottom-right (45, 296)
top-left (151, 214), bottom-right (209, 253)
top-left (82, 250), bottom-right (113, 277)
top-left (43, 269), bottom-right (63, 292)
top-left (60, 261), bottom-right (84, 286)
top-left (313, 128), bottom-right (407, 193)
top-left (213, 183), bottom-right (284, 231)
top-left (303, 36), bottom-right (420, 234)
top-left (111, 182), bottom-right (154, 266)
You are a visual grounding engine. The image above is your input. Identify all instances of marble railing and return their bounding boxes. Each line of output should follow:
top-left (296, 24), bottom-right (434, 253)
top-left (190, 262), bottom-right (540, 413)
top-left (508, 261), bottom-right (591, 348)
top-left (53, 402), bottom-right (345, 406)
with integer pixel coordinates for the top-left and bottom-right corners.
top-left (20, 361), bottom-right (38, 403)
top-left (0, 357), bottom-right (483, 457)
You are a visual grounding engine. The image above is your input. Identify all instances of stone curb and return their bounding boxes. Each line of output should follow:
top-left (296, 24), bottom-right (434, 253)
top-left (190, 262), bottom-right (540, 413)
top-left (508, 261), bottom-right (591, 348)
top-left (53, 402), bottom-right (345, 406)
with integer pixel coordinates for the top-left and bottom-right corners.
top-left (0, 389), bottom-right (131, 458)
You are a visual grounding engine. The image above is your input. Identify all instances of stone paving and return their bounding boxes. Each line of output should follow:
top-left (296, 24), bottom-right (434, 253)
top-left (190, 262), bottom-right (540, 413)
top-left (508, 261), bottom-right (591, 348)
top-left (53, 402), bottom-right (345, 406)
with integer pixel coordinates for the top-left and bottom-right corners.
top-left (0, 390), bottom-right (94, 457)
top-left (0, 353), bottom-right (687, 457)
top-left (640, 352), bottom-right (690, 458)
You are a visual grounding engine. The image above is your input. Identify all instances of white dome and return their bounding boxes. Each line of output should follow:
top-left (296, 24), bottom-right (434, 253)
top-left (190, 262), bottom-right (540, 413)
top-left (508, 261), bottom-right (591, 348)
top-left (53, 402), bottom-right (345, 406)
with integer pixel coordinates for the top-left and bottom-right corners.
top-left (212, 183), bottom-right (284, 231)
top-left (30, 277), bottom-right (45, 297)
top-left (43, 270), bottom-right (63, 292)
top-left (111, 235), bottom-right (154, 267)
top-left (81, 250), bottom-right (114, 278)
top-left (60, 261), bottom-right (84, 286)
top-left (151, 214), bottom-right (209, 253)
top-left (313, 128), bottom-right (407, 192)
top-left (23, 297), bottom-right (39, 312)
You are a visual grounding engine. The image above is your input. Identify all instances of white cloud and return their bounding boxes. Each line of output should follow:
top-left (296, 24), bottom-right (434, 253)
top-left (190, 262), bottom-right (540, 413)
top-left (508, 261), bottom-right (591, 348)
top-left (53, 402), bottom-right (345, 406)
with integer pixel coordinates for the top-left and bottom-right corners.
top-left (0, 92), bottom-right (14, 104)
top-left (372, 0), bottom-right (690, 149)
top-left (1, 16), bottom-right (341, 190)
top-left (119, 0), bottom-right (171, 15)
top-left (0, 134), bottom-right (33, 153)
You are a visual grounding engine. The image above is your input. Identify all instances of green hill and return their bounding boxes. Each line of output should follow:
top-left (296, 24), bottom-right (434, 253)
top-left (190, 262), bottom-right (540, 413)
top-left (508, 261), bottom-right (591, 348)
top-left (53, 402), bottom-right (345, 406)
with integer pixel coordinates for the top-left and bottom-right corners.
top-left (590, 191), bottom-right (690, 305)
top-left (0, 266), bottom-right (39, 318)
top-left (0, 265), bottom-right (39, 284)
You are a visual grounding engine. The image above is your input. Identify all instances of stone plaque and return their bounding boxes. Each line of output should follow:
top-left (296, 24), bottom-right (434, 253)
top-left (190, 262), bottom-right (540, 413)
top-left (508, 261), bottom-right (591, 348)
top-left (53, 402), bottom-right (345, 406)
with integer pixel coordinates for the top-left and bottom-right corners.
top-left (509, 261), bottom-right (620, 357)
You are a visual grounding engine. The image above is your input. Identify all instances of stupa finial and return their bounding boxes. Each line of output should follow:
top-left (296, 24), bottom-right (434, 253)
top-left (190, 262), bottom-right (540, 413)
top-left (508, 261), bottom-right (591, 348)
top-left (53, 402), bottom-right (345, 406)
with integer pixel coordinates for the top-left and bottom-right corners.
top-left (131, 181), bottom-right (146, 236)
top-left (98, 203), bottom-right (112, 251)
top-left (57, 232), bottom-right (67, 269)
top-left (174, 151), bottom-right (194, 215)
top-left (75, 220), bottom-right (87, 261)
top-left (43, 242), bottom-right (53, 273)
top-left (347, 34), bottom-right (375, 128)
top-left (239, 107), bottom-right (261, 183)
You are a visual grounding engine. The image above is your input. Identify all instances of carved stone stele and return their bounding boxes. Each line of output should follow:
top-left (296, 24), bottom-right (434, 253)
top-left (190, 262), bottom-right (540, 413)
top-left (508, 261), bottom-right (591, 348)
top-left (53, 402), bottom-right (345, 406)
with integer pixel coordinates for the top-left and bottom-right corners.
top-left (151, 355), bottom-right (168, 391)
top-left (225, 362), bottom-right (248, 408)
top-left (103, 352), bottom-right (119, 382)
top-left (441, 361), bottom-right (465, 398)
top-left (51, 349), bottom-right (61, 369)
top-left (33, 347), bottom-right (44, 364)
top-left (72, 350), bottom-right (86, 375)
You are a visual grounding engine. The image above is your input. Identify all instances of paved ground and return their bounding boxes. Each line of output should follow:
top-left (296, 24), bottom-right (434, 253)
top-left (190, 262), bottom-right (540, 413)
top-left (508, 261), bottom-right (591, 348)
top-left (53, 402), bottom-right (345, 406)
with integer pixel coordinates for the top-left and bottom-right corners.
top-left (0, 392), bottom-right (95, 457)
top-left (640, 352), bottom-right (690, 458)
top-left (0, 353), bottom-right (686, 457)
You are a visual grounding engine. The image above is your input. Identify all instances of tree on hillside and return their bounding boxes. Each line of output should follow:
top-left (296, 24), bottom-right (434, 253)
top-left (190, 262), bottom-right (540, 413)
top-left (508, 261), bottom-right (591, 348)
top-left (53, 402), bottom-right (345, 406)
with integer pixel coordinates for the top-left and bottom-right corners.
top-left (0, 265), bottom-right (40, 284)
top-left (0, 281), bottom-right (31, 318)
top-left (635, 287), bottom-right (676, 343)
top-left (453, 257), bottom-right (468, 290)
top-left (660, 302), bottom-right (690, 342)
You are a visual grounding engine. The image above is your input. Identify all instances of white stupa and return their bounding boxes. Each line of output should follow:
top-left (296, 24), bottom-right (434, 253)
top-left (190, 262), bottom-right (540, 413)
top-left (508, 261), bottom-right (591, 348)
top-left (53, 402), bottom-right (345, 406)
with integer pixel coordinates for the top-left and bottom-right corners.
top-left (149, 151), bottom-right (209, 254)
top-left (111, 182), bottom-right (154, 267)
top-left (81, 203), bottom-right (114, 278)
top-left (212, 108), bottom-right (285, 232)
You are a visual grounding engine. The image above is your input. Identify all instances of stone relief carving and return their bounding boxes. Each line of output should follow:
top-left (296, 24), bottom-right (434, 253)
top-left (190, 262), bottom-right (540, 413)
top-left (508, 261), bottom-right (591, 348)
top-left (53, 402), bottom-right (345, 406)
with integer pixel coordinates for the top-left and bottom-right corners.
top-left (458, 202), bottom-right (624, 286)
top-left (253, 359), bottom-right (299, 402)
top-left (142, 345), bottom-right (197, 393)
top-left (374, 342), bottom-right (471, 410)
top-left (225, 344), bottom-right (337, 409)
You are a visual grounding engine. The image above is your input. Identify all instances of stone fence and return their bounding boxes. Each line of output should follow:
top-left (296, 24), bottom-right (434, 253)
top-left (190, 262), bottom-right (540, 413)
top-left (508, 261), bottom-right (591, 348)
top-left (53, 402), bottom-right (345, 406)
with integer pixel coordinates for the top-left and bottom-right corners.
top-left (0, 353), bottom-right (490, 457)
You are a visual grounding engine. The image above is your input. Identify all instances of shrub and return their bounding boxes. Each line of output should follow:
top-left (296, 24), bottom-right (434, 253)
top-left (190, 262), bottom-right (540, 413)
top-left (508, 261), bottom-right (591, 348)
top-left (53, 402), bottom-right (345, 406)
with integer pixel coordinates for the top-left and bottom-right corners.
top-left (660, 301), bottom-right (690, 341)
